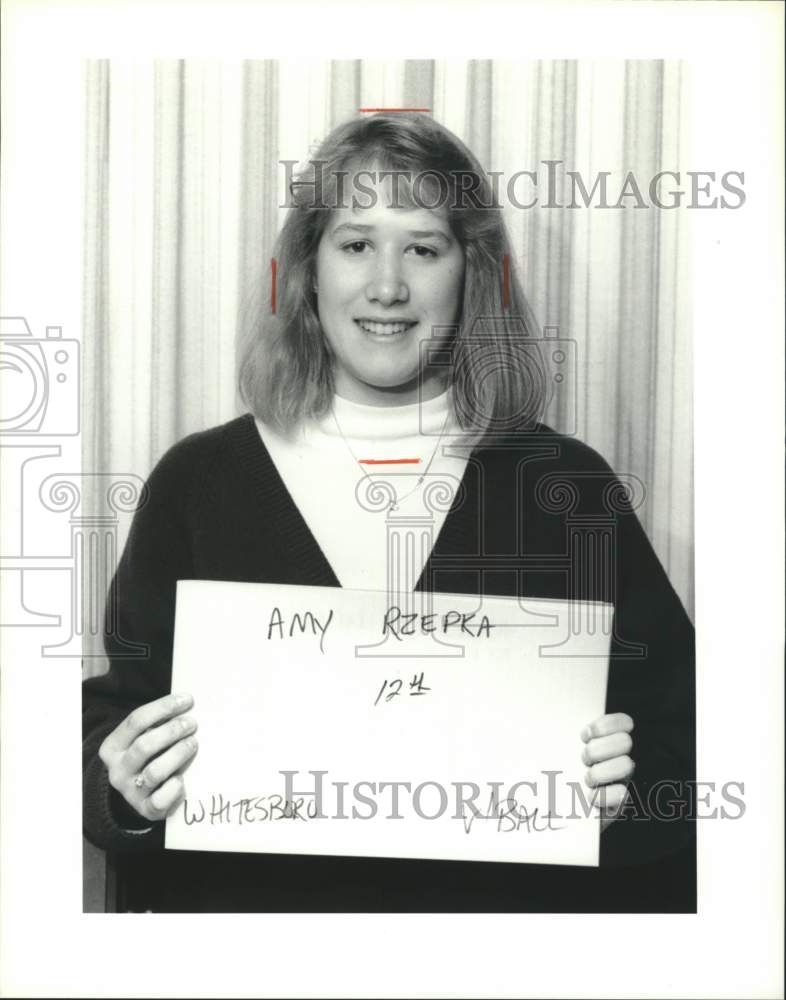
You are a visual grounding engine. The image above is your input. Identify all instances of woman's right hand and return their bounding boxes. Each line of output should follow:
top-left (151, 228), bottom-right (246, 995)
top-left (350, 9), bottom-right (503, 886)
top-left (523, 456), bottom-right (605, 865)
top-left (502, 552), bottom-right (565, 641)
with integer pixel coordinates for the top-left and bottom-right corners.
top-left (98, 692), bottom-right (199, 823)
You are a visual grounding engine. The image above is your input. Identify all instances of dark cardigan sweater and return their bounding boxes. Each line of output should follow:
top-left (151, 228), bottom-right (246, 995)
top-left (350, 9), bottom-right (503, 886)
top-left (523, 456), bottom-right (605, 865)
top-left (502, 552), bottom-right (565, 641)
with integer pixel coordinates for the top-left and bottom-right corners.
top-left (83, 413), bottom-right (696, 912)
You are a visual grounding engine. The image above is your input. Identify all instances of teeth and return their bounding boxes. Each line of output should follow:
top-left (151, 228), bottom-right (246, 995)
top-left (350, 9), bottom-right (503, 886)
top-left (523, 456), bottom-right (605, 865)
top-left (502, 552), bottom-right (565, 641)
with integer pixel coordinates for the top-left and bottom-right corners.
top-left (356, 320), bottom-right (414, 336)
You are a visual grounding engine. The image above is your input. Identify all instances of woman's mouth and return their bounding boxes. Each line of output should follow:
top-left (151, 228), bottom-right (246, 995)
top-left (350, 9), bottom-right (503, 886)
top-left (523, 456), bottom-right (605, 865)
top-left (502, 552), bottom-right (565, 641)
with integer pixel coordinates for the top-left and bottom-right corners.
top-left (354, 319), bottom-right (417, 337)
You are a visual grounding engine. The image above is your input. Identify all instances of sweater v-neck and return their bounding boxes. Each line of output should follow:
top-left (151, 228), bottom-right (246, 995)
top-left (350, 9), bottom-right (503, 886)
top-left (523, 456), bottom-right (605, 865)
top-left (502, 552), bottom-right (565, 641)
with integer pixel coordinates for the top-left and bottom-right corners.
top-left (228, 412), bottom-right (480, 594)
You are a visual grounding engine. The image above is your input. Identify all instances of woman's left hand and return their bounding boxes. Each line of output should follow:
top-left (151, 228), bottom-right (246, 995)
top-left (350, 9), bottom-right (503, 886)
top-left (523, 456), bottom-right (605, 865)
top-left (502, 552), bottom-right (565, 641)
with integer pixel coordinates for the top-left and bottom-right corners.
top-left (581, 713), bottom-right (635, 832)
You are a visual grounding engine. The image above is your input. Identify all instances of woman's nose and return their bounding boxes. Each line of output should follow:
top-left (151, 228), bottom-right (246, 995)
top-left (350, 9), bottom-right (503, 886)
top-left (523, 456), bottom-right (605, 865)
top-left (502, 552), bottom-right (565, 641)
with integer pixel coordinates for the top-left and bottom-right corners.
top-left (366, 255), bottom-right (409, 306)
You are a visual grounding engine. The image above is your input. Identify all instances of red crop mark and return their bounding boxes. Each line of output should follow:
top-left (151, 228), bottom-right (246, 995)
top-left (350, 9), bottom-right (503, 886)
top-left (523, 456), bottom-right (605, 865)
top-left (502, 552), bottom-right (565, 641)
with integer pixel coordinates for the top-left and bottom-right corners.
top-left (360, 458), bottom-right (421, 465)
top-left (271, 258), bottom-right (277, 314)
top-left (502, 254), bottom-right (510, 311)
top-left (358, 108), bottom-right (431, 113)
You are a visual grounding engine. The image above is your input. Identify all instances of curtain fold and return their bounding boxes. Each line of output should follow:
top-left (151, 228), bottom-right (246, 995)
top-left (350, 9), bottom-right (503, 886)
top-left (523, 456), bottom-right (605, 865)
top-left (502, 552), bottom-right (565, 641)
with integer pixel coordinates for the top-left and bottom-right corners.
top-left (83, 58), bottom-right (694, 677)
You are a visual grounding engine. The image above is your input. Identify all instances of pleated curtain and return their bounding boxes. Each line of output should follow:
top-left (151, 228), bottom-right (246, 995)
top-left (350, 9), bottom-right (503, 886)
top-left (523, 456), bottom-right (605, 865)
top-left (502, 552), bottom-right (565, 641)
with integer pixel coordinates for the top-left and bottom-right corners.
top-left (82, 59), bottom-right (693, 676)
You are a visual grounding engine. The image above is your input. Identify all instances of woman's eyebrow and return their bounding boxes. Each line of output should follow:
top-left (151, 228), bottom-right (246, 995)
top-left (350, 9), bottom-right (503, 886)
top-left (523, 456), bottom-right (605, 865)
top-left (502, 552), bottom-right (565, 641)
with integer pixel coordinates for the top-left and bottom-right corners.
top-left (330, 222), bottom-right (452, 244)
top-left (408, 229), bottom-right (452, 245)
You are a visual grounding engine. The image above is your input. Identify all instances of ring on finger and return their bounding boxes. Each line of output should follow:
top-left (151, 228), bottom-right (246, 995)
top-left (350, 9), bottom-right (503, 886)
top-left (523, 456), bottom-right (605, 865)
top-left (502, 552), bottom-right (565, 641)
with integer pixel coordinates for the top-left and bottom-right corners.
top-left (134, 772), bottom-right (147, 789)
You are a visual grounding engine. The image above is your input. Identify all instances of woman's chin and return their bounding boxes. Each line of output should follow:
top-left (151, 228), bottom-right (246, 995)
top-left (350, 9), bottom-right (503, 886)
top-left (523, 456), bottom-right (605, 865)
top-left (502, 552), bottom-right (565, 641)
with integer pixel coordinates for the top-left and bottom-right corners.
top-left (333, 371), bottom-right (427, 405)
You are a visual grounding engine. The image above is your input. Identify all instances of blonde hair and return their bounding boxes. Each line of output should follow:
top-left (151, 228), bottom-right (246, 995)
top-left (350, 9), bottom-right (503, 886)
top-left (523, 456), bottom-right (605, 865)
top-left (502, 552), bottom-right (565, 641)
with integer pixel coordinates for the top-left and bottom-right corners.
top-left (238, 112), bottom-right (543, 443)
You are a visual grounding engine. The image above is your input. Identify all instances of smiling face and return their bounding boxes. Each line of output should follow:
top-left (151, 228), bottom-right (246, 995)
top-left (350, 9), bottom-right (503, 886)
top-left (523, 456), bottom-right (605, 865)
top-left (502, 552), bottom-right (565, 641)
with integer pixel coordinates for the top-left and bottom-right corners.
top-left (315, 172), bottom-right (465, 406)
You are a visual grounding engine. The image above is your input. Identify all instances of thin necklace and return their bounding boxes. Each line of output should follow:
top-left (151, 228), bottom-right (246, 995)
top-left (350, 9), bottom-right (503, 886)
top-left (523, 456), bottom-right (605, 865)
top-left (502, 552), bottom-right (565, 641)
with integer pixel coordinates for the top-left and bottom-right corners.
top-left (330, 406), bottom-right (451, 513)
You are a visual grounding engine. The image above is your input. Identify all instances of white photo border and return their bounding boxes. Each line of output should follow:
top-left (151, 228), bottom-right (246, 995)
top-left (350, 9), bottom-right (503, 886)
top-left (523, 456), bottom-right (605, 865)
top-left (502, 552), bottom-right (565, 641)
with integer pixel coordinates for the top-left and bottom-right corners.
top-left (1, 1), bottom-right (783, 997)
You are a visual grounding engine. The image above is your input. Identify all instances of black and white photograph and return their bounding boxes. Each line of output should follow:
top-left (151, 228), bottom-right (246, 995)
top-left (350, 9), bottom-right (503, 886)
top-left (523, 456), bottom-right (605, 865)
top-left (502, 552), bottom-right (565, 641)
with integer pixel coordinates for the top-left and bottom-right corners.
top-left (79, 57), bottom-right (700, 914)
top-left (1, 1), bottom-right (783, 997)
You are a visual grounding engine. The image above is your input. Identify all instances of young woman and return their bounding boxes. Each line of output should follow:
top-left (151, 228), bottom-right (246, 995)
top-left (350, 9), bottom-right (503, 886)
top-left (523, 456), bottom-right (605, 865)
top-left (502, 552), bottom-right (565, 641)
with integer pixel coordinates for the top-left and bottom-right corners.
top-left (82, 112), bottom-right (695, 912)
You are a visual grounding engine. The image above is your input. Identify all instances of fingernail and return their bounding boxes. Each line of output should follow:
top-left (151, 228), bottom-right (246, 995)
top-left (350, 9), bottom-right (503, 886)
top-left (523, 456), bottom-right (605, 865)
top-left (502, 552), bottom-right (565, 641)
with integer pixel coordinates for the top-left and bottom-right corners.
top-left (580, 726), bottom-right (591, 741)
top-left (175, 693), bottom-right (192, 707)
top-left (179, 716), bottom-right (194, 732)
top-left (186, 737), bottom-right (198, 751)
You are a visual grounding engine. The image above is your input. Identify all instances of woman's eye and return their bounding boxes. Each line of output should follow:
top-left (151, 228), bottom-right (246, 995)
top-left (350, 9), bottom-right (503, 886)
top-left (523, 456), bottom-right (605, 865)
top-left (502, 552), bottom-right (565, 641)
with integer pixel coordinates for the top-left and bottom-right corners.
top-left (339, 241), bottom-right (438, 257)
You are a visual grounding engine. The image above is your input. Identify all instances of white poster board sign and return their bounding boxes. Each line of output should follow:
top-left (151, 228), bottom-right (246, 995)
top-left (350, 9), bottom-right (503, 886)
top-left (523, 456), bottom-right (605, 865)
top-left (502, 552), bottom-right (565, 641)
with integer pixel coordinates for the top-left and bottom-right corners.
top-left (166, 580), bottom-right (612, 866)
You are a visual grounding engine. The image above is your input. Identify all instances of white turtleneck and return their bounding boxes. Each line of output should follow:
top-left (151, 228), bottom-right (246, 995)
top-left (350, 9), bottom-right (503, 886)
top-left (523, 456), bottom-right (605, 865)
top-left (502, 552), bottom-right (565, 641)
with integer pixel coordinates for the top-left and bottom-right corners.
top-left (254, 390), bottom-right (472, 592)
